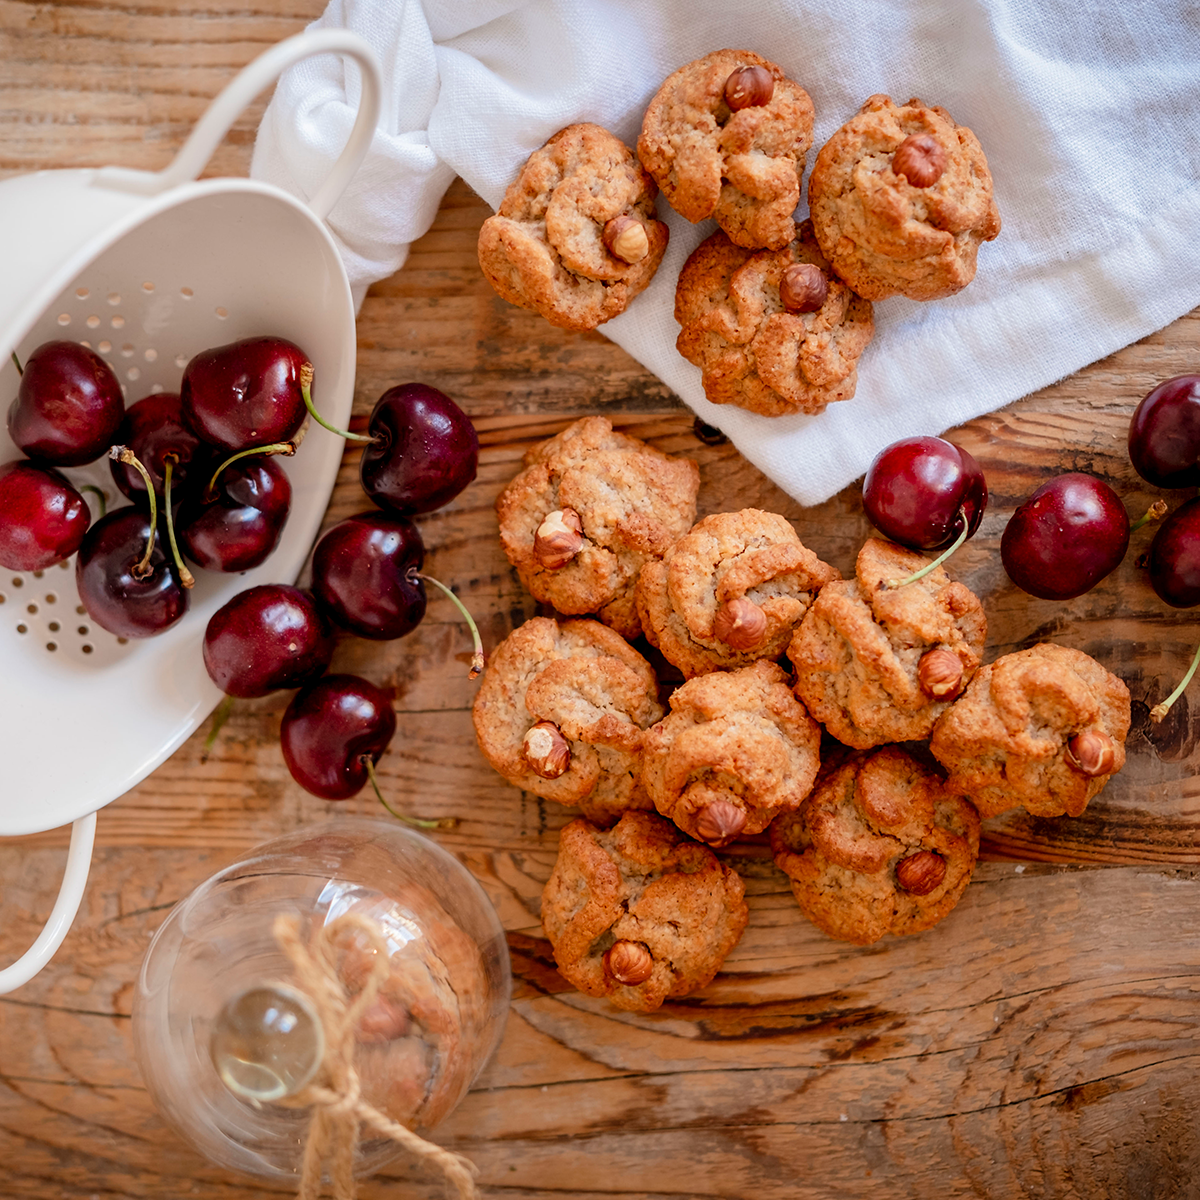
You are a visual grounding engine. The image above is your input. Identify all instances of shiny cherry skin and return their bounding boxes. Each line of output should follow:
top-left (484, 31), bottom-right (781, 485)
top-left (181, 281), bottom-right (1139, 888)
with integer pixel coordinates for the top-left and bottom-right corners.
top-left (280, 673), bottom-right (396, 800)
top-left (177, 456), bottom-right (292, 572)
top-left (1148, 496), bottom-right (1200, 608)
top-left (8, 340), bottom-right (124, 466)
top-left (862, 435), bottom-right (988, 550)
top-left (1128, 375), bottom-right (1200, 489)
top-left (110, 392), bottom-right (209, 502)
top-left (180, 336), bottom-right (309, 452)
top-left (360, 383), bottom-right (479, 515)
top-left (310, 512), bottom-right (426, 640)
top-left (75, 507), bottom-right (188, 637)
top-left (1000, 473), bottom-right (1130, 601)
top-left (0, 459), bottom-right (91, 571)
top-left (203, 583), bottom-right (334, 698)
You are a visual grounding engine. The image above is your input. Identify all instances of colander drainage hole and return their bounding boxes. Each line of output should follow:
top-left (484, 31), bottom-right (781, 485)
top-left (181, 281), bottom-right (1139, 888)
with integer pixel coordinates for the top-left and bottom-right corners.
top-left (143, 281), bottom-right (155, 293)
top-left (82, 644), bottom-right (94, 654)
top-left (46, 642), bottom-right (57, 652)
top-left (48, 621), bottom-right (60, 633)
top-left (11, 578), bottom-right (23, 588)
top-left (45, 592), bottom-right (56, 603)
top-left (57, 313), bottom-right (71, 326)
top-left (26, 603), bottom-right (37, 615)
top-left (75, 287), bottom-right (89, 299)
top-left (16, 623), bottom-right (26, 634)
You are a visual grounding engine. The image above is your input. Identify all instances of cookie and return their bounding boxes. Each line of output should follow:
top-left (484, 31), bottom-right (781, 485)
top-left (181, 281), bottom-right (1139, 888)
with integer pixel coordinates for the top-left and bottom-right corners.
top-left (769, 745), bottom-right (981, 945)
top-left (642, 659), bottom-right (821, 846)
top-left (928, 642), bottom-right (1130, 819)
top-left (495, 415), bottom-right (700, 639)
top-left (788, 537), bottom-right (987, 748)
top-left (638, 49), bottom-right (815, 250)
top-left (808, 94), bottom-right (1000, 301)
top-left (541, 810), bottom-right (748, 1011)
top-left (636, 508), bottom-right (840, 678)
top-left (674, 220), bottom-right (875, 417)
top-left (477, 123), bottom-right (670, 330)
top-left (471, 616), bottom-right (664, 824)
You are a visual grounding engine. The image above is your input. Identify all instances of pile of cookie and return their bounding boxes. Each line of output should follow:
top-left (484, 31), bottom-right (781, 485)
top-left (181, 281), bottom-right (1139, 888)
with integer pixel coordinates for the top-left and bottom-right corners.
top-left (477, 50), bottom-right (1001, 417)
top-left (471, 418), bottom-right (1132, 1012)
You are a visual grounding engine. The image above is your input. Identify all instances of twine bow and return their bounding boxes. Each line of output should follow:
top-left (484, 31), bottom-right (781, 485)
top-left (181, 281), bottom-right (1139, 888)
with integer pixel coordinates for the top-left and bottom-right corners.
top-left (271, 912), bottom-right (480, 1200)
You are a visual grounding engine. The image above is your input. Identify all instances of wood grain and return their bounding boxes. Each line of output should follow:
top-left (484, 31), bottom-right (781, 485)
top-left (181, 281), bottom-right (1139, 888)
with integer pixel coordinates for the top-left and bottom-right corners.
top-left (3, 3), bottom-right (1200, 1198)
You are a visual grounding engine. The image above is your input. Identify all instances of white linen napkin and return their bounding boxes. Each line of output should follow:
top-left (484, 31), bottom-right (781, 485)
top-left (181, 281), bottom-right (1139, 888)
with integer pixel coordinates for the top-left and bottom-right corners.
top-left (251, 0), bottom-right (1200, 506)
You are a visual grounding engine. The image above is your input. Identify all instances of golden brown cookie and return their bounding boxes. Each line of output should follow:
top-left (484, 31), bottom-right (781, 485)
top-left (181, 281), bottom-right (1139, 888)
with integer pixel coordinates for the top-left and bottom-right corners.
top-left (639, 49), bottom-right (815, 250)
top-left (788, 537), bottom-right (987, 748)
top-left (674, 220), bottom-right (875, 417)
top-left (769, 746), bottom-right (980, 945)
top-left (808, 94), bottom-right (1001, 301)
top-left (471, 616), bottom-right (664, 824)
top-left (928, 642), bottom-right (1130, 819)
top-left (541, 810), bottom-right (748, 1011)
top-left (642, 659), bottom-right (821, 846)
top-left (637, 508), bottom-right (839, 679)
top-left (477, 123), bottom-right (669, 330)
top-left (495, 415), bottom-right (700, 639)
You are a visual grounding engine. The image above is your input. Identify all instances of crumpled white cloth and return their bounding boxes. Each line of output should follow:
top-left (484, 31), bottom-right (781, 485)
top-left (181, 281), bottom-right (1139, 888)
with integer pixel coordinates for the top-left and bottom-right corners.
top-left (251, 0), bottom-right (1200, 506)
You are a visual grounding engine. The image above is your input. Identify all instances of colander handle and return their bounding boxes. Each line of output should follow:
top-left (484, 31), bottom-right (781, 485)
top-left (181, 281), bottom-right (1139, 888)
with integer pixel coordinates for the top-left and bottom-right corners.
top-left (0, 812), bottom-right (96, 994)
top-left (94, 29), bottom-right (383, 221)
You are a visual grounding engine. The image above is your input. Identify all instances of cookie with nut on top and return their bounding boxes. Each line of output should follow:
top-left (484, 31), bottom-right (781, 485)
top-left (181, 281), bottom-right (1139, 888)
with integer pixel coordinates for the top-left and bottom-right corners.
top-left (639, 49), bottom-right (815, 250)
top-left (808, 94), bottom-right (1001, 301)
top-left (541, 810), bottom-right (749, 1012)
top-left (769, 745), bottom-right (981, 945)
top-left (477, 123), bottom-right (670, 331)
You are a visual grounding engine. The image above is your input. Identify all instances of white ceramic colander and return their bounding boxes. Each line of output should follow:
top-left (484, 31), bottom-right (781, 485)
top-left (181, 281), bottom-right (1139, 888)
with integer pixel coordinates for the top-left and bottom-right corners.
top-left (0, 30), bottom-right (382, 991)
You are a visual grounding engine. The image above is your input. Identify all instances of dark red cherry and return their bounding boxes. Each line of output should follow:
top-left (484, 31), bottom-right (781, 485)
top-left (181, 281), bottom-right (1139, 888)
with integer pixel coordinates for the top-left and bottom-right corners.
top-left (862, 435), bottom-right (987, 550)
top-left (8, 340), bottom-right (124, 466)
top-left (1128, 375), bottom-right (1200, 489)
top-left (310, 511), bottom-right (426, 640)
top-left (360, 383), bottom-right (479, 515)
top-left (279, 673), bottom-right (396, 800)
top-left (1001, 473), bottom-right (1130, 601)
top-left (180, 336), bottom-right (310, 452)
top-left (0, 459), bottom-right (91, 571)
top-left (109, 392), bottom-right (208, 502)
top-left (203, 584), bottom-right (334, 698)
top-left (1148, 497), bottom-right (1200, 608)
top-left (76, 507), bottom-right (188, 637)
top-left (177, 456), bottom-right (291, 572)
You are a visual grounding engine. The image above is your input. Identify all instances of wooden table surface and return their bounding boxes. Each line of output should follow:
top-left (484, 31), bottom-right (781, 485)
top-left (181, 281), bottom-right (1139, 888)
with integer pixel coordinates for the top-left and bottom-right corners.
top-left (3, 5), bottom-right (1200, 1199)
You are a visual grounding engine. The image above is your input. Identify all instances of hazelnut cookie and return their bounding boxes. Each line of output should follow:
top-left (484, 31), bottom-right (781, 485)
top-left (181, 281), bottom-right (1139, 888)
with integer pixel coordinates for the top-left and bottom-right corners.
top-left (642, 659), bottom-right (821, 847)
top-left (674, 221), bottom-right (875, 417)
top-left (541, 810), bottom-right (748, 1011)
top-left (808, 94), bottom-right (1001, 301)
top-left (639, 49), bottom-right (815, 250)
top-left (471, 616), bottom-right (664, 824)
top-left (789, 537), bottom-right (987, 748)
top-left (636, 508), bottom-right (840, 679)
top-left (495, 416), bottom-right (700, 640)
top-left (477, 123), bottom-right (670, 330)
top-left (928, 642), bottom-right (1130, 819)
top-left (769, 746), bottom-right (981, 945)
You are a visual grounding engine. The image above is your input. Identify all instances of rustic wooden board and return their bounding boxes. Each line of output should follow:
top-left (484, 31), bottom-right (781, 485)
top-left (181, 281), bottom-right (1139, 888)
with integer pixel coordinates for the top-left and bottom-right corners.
top-left (3, 4), bottom-right (1200, 1198)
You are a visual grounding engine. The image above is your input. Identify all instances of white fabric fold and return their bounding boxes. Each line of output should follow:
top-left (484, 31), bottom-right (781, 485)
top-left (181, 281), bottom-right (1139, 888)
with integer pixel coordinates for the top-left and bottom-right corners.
top-left (251, 0), bottom-right (1200, 505)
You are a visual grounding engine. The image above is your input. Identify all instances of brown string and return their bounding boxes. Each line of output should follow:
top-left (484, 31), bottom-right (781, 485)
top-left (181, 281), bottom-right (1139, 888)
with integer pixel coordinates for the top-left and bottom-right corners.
top-left (271, 913), bottom-right (480, 1200)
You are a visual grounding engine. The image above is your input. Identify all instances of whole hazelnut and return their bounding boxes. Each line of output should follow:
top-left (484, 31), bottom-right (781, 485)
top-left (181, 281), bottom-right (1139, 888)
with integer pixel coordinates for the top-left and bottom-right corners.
top-left (533, 507), bottom-right (584, 570)
top-left (602, 216), bottom-right (650, 264)
top-left (693, 800), bottom-right (747, 846)
top-left (918, 648), bottom-right (965, 699)
top-left (523, 721), bottom-right (571, 779)
top-left (604, 940), bottom-right (653, 985)
top-left (712, 596), bottom-right (768, 651)
top-left (895, 850), bottom-right (947, 896)
top-left (891, 134), bottom-right (947, 188)
top-left (1065, 729), bottom-right (1117, 777)
top-left (356, 992), bottom-right (411, 1044)
top-left (724, 65), bottom-right (775, 111)
top-left (779, 263), bottom-right (828, 314)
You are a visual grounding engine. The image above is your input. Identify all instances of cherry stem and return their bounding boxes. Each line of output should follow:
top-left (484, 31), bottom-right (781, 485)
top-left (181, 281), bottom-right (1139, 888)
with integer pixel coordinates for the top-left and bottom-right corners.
top-left (109, 445), bottom-right (157, 579)
top-left (11, 351), bottom-right (22, 376)
top-left (204, 432), bottom-right (304, 502)
top-left (887, 519), bottom-right (970, 588)
top-left (362, 757), bottom-right (458, 830)
top-left (201, 694), bottom-right (235, 762)
top-left (1150, 638), bottom-right (1200, 723)
top-left (1130, 499), bottom-right (1169, 533)
top-left (162, 456), bottom-right (195, 589)
top-left (79, 484), bottom-right (107, 519)
top-left (298, 361), bottom-right (373, 444)
top-left (417, 573), bottom-right (485, 678)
